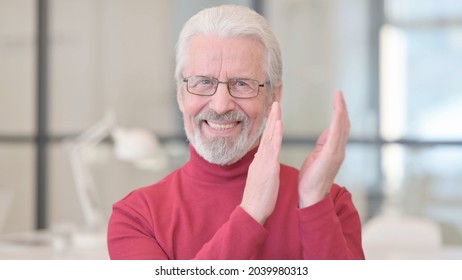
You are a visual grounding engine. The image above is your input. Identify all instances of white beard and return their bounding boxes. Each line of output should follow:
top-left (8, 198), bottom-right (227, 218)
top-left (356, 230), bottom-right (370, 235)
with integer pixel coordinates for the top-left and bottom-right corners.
top-left (185, 109), bottom-right (267, 166)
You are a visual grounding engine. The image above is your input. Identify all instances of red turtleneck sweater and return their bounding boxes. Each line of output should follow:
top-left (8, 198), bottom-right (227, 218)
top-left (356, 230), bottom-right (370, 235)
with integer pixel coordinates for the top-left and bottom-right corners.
top-left (107, 146), bottom-right (364, 260)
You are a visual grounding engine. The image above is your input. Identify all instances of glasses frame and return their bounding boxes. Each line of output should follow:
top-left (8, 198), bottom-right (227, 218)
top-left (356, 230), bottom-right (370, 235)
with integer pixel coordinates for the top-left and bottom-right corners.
top-left (182, 76), bottom-right (266, 99)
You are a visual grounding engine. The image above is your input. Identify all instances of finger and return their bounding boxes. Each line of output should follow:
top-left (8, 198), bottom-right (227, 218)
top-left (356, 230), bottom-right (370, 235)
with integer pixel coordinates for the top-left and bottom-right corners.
top-left (326, 91), bottom-right (350, 153)
top-left (337, 91), bottom-right (351, 150)
top-left (256, 102), bottom-right (282, 159)
top-left (336, 90), bottom-right (350, 139)
top-left (259, 101), bottom-right (281, 146)
top-left (316, 128), bottom-right (329, 146)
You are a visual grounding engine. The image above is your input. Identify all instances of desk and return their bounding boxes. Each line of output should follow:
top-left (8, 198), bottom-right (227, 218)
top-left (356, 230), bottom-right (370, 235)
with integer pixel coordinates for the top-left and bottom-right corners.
top-left (0, 230), bottom-right (108, 260)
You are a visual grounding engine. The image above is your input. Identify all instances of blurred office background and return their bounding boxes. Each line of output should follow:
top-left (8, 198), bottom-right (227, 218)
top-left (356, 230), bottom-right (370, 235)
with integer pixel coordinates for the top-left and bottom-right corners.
top-left (0, 0), bottom-right (461, 259)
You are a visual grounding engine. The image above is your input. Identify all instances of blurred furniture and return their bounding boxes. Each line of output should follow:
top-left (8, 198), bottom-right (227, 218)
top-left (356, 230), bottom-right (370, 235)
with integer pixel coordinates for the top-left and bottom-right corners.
top-left (0, 112), bottom-right (169, 260)
top-left (361, 213), bottom-right (462, 259)
top-left (63, 111), bottom-right (168, 231)
top-left (0, 229), bottom-right (108, 259)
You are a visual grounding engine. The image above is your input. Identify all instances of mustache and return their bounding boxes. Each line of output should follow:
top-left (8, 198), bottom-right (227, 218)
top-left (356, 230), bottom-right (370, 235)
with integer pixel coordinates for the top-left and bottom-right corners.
top-left (195, 109), bottom-right (248, 124)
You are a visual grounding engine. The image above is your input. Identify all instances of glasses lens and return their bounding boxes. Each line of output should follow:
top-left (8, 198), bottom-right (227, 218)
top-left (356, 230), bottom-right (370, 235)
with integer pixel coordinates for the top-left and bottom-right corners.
top-left (187, 76), bottom-right (216, 96)
top-left (229, 79), bottom-right (259, 98)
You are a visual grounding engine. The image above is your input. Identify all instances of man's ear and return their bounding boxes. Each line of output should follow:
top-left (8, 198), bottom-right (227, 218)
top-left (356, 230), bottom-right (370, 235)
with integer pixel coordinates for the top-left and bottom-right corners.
top-left (177, 90), bottom-right (185, 113)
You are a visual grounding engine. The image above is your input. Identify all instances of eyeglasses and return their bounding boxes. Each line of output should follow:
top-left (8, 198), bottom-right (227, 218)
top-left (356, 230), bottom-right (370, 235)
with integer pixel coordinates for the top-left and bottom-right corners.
top-left (183, 76), bottom-right (266, 99)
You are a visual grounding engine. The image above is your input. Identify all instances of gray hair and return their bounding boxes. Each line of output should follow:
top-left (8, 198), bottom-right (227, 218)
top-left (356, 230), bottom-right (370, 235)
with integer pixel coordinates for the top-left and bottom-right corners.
top-left (175, 5), bottom-right (282, 93)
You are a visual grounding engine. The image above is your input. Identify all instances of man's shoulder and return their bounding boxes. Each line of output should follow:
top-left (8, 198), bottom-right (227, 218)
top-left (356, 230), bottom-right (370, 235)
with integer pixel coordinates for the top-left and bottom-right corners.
top-left (115, 167), bottom-right (184, 206)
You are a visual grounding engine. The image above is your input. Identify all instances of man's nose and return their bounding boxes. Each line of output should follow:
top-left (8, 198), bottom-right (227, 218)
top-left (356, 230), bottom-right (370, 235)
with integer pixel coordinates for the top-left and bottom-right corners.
top-left (208, 82), bottom-right (236, 114)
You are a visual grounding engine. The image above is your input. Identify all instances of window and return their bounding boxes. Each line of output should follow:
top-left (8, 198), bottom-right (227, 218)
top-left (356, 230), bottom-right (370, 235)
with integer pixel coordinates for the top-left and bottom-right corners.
top-left (380, 0), bottom-right (462, 244)
top-left (268, 0), bottom-right (462, 245)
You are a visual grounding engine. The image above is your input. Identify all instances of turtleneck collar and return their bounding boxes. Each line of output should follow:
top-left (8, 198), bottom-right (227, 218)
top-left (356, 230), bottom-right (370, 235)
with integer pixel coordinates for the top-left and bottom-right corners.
top-left (182, 144), bottom-right (258, 185)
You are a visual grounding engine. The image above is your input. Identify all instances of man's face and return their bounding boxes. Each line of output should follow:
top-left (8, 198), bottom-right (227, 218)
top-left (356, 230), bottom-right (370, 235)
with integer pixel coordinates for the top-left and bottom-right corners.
top-left (177, 34), bottom-right (279, 165)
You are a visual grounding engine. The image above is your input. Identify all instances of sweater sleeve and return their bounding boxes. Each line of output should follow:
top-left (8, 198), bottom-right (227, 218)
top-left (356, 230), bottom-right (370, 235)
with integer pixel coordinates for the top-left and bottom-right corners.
top-left (298, 185), bottom-right (365, 260)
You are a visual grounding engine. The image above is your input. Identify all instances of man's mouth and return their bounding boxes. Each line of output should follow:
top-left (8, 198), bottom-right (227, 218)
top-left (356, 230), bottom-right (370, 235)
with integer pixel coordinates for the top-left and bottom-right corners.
top-left (205, 120), bottom-right (240, 131)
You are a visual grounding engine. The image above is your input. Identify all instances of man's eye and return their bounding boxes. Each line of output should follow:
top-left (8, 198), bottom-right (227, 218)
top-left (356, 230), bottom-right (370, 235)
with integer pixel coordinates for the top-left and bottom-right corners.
top-left (236, 80), bottom-right (250, 87)
top-left (199, 79), bottom-right (212, 85)
top-left (191, 78), bottom-right (213, 87)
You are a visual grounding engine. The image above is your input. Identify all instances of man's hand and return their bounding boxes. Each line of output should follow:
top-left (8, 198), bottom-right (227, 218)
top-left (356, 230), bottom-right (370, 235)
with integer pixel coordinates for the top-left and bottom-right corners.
top-left (298, 91), bottom-right (351, 208)
top-left (240, 102), bottom-right (283, 224)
